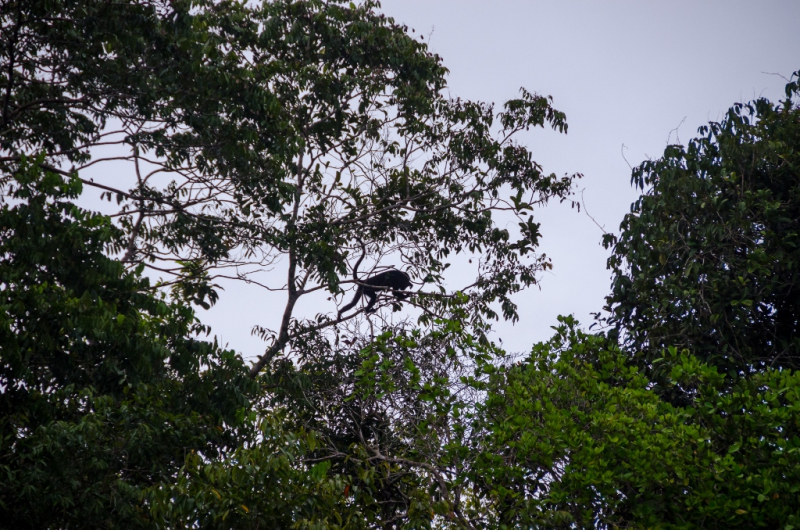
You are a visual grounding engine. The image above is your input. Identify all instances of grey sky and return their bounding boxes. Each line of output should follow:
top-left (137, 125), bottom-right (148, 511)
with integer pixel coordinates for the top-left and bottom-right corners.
top-left (155, 1), bottom-right (800, 358)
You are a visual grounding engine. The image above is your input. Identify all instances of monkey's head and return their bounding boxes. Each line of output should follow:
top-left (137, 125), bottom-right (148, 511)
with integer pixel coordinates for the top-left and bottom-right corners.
top-left (392, 270), bottom-right (412, 290)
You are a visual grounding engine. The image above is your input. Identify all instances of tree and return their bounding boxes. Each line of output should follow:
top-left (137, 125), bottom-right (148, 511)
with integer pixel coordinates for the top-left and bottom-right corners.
top-left (459, 72), bottom-right (800, 529)
top-left (1, 0), bottom-right (578, 376)
top-left (150, 324), bottom-right (493, 528)
top-left (264, 321), bottom-right (497, 526)
top-left (0, 160), bottom-right (258, 528)
top-left (2, 1), bottom-right (580, 526)
top-left (457, 71), bottom-right (800, 529)
top-left (469, 317), bottom-right (800, 529)
top-left (604, 71), bottom-right (800, 382)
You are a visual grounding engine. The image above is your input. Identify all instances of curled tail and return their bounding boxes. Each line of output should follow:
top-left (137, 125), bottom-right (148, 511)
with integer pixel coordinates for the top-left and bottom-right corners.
top-left (337, 242), bottom-right (366, 318)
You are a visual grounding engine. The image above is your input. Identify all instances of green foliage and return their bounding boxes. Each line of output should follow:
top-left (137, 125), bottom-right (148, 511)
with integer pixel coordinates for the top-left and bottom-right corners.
top-left (468, 74), bottom-right (800, 529)
top-left (0, 1), bottom-right (584, 525)
top-left (0, 160), bottom-right (257, 528)
top-left (2, 0), bottom-right (581, 525)
top-left (12, 1), bottom-right (797, 529)
top-left (471, 317), bottom-right (800, 529)
top-left (147, 415), bottom-right (361, 529)
top-left (605, 70), bottom-right (800, 380)
top-left (254, 320), bottom-right (498, 527)
top-left (140, 319), bottom-right (493, 528)
top-left (2, 0), bottom-right (580, 381)
top-left (0, 0), bottom-right (450, 284)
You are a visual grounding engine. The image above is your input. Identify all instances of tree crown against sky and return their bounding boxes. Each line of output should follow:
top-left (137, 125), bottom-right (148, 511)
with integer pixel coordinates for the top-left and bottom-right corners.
top-left (604, 71), bottom-right (800, 384)
top-left (1, 0), bottom-right (578, 526)
top-left (1, 0), bottom-right (579, 377)
top-left (459, 71), bottom-right (800, 529)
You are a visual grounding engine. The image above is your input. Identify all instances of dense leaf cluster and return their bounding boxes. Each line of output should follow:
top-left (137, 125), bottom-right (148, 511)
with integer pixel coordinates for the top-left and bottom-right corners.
top-left (468, 73), bottom-right (800, 529)
top-left (473, 317), bottom-right (800, 529)
top-left (0, 161), bottom-right (257, 528)
top-left (605, 79), bottom-right (800, 379)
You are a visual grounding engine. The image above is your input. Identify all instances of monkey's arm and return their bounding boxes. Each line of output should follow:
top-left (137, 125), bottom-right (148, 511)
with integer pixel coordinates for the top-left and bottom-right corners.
top-left (338, 288), bottom-right (363, 317)
top-left (393, 291), bottom-right (409, 301)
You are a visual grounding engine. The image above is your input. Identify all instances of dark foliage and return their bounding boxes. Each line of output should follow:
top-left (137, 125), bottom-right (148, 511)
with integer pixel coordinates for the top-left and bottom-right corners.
top-left (0, 161), bottom-right (256, 528)
top-left (605, 71), bottom-right (800, 383)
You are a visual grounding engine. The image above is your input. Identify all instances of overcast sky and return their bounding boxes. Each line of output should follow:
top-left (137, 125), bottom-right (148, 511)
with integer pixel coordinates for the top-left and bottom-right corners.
top-left (195, 1), bottom-right (800, 357)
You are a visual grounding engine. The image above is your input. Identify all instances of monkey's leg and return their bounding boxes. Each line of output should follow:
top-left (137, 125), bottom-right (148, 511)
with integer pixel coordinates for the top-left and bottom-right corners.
top-left (363, 290), bottom-right (379, 313)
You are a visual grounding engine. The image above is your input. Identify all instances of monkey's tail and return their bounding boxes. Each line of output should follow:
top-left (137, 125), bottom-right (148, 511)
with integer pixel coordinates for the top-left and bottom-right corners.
top-left (352, 240), bottom-right (366, 281)
top-left (338, 240), bottom-right (367, 318)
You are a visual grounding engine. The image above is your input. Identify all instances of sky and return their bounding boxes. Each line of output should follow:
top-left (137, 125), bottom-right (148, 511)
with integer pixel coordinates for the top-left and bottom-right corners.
top-left (359, 0), bottom-right (800, 353)
top-left (82, 0), bottom-right (800, 359)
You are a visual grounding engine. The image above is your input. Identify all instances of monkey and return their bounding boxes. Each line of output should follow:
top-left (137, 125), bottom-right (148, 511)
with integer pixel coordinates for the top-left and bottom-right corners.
top-left (337, 246), bottom-right (412, 317)
top-left (338, 269), bottom-right (412, 316)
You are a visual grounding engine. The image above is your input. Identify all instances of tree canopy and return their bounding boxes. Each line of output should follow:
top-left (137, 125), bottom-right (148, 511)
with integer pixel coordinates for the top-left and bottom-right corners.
top-left (605, 76), bottom-right (800, 381)
top-left (2, 0), bottom-right (800, 528)
top-left (0, 160), bottom-right (258, 528)
top-left (2, 0), bottom-right (577, 526)
top-left (471, 317), bottom-right (800, 529)
top-left (464, 73), bottom-right (800, 528)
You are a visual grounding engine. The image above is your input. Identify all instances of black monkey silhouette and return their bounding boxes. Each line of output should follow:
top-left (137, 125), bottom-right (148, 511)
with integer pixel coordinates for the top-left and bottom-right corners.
top-left (338, 247), bottom-right (412, 317)
top-left (339, 269), bottom-right (412, 315)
